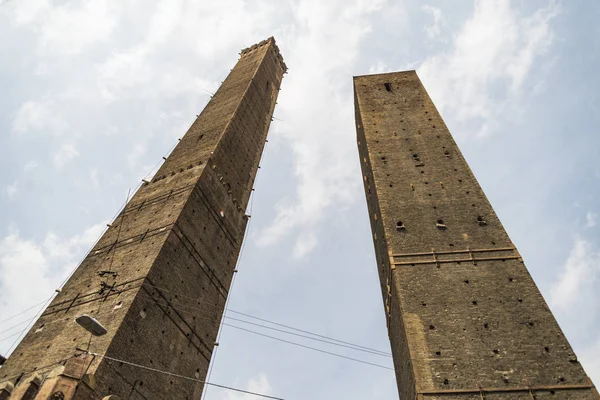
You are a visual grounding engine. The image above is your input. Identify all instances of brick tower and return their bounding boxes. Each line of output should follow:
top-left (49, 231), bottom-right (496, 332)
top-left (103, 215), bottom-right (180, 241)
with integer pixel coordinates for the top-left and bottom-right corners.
top-left (0, 38), bottom-right (285, 399)
top-left (354, 71), bottom-right (598, 399)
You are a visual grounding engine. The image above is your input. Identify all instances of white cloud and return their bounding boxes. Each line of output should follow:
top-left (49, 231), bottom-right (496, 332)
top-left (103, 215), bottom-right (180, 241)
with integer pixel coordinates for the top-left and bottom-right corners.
top-left (550, 238), bottom-right (600, 312)
top-left (23, 160), bottom-right (39, 172)
top-left (10, 0), bottom-right (50, 25)
top-left (12, 100), bottom-right (67, 134)
top-left (579, 335), bottom-right (600, 386)
top-left (369, 60), bottom-right (392, 74)
top-left (3, 162), bottom-right (40, 199)
top-left (95, 0), bottom-right (271, 103)
top-left (42, 224), bottom-right (104, 260)
top-left (127, 143), bottom-right (147, 169)
top-left (0, 234), bottom-right (54, 313)
top-left (89, 168), bottom-right (100, 189)
top-left (586, 212), bottom-right (598, 228)
top-left (4, 182), bottom-right (18, 199)
top-left (418, 0), bottom-right (559, 137)
top-left (0, 222), bottom-right (106, 354)
top-left (255, 0), bottom-right (389, 256)
top-left (293, 231), bottom-right (318, 259)
top-left (53, 143), bottom-right (80, 170)
top-left (550, 238), bottom-right (600, 384)
top-left (11, 0), bottom-right (118, 54)
top-left (421, 5), bottom-right (445, 40)
top-left (221, 374), bottom-right (272, 400)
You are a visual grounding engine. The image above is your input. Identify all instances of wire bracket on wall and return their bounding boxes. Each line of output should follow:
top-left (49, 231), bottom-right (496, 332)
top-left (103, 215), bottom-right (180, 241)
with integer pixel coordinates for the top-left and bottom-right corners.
top-left (431, 249), bottom-right (439, 268)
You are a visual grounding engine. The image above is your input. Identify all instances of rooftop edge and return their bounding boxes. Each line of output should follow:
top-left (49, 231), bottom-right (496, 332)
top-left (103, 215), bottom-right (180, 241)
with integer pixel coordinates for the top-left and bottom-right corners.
top-left (240, 37), bottom-right (287, 73)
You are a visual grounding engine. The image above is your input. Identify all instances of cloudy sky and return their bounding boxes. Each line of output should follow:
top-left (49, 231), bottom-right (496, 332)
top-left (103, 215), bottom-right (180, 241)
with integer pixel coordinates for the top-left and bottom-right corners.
top-left (1, 0), bottom-right (599, 398)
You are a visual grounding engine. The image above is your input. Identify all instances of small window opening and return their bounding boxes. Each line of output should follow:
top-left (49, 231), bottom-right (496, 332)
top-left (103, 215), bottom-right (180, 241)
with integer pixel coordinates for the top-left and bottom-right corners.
top-left (21, 380), bottom-right (40, 400)
top-left (396, 221), bottom-right (406, 231)
top-left (436, 219), bottom-right (446, 229)
top-left (477, 216), bottom-right (487, 226)
top-left (384, 82), bottom-right (392, 92)
top-left (412, 153), bottom-right (420, 161)
top-left (444, 150), bottom-right (451, 159)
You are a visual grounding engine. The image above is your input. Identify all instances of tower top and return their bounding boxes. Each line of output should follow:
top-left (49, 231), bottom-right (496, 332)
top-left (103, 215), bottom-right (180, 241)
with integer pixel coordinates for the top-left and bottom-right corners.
top-left (353, 70), bottom-right (416, 80)
top-left (240, 36), bottom-right (287, 73)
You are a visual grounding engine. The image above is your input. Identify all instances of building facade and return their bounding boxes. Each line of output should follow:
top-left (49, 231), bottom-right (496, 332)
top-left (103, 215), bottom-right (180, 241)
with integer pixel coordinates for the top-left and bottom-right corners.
top-left (0, 38), bottom-right (285, 400)
top-left (354, 71), bottom-right (599, 399)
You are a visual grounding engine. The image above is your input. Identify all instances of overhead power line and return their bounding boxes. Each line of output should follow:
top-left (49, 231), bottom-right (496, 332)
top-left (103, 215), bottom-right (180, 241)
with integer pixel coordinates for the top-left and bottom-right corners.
top-left (223, 323), bottom-right (394, 371)
top-left (0, 298), bottom-right (53, 326)
top-left (0, 317), bottom-right (36, 336)
top-left (226, 309), bottom-right (391, 356)
top-left (131, 291), bottom-right (394, 371)
top-left (134, 290), bottom-right (392, 362)
top-left (139, 283), bottom-right (392, 356)
top-left (225, 316), bottom-right (389, 357)
top-left (80, 350), bottom-right (285, 400)
top-left (0, 330), bottom-right (24, 343)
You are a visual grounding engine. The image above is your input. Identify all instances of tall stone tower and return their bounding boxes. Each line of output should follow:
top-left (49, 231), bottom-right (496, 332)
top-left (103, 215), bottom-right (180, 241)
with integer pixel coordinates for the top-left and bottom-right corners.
top-left (354, 71), bottom-right (598, 399)
top-left (0, 37), bottom-right (285, 399)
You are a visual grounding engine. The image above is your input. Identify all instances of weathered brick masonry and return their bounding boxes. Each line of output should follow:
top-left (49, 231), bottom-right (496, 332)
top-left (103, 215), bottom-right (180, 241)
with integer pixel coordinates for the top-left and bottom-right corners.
top-left (0, 38), bottom-right (285, 399)
top-left (354, 71), bottom-right (598, 400)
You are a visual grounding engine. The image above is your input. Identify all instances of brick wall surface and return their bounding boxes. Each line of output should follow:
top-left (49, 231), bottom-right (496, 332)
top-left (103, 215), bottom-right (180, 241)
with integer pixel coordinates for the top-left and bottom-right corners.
top-left (354, 71), bottom-right (598, 400)
top-left (0, 37), bottom-right (285, 400)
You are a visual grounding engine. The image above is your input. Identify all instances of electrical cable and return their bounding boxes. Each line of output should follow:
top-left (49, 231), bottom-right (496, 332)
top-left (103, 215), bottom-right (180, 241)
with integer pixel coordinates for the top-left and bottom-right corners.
top-left (0, 298), bottom-right (53, 326)
top-left (226, 309), bottom-right (391, 356)
top-left (0, 330), bottom-right (24, 343)
top-left (223, 323), bottom-right (394, 371)
top-left (4, 295), bottom-right (54, 355)
top-left (224, 315), bottom-right (390, 357)
top-left (134, 290), bottom-right (390, 359)
top-left (0, 317), bottom-right (36, 336)
top-left (81, 350), bottom-right (285, 400)
top-left (138, 283), bottom-right (392, 357)
top-left (132, 290), bottom-right (394, 372)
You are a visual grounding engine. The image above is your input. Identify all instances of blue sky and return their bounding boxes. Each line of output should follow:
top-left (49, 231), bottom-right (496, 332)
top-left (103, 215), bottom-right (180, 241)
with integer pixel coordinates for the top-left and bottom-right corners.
top-left (0, 0), bottom-right (599, 398)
